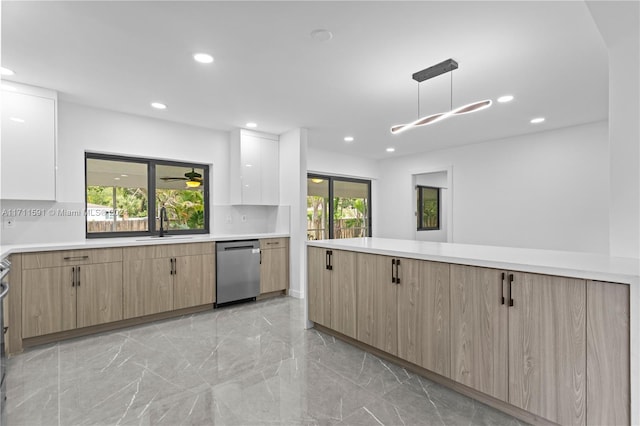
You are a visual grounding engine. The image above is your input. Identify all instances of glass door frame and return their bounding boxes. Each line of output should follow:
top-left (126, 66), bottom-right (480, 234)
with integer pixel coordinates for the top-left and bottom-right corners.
top-left (307, 173), bottom-right (372, 239)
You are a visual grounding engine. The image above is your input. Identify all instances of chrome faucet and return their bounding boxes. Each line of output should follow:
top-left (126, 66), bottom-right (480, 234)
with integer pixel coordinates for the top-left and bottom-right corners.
top-left (159, 205), bottom-right (169, 237)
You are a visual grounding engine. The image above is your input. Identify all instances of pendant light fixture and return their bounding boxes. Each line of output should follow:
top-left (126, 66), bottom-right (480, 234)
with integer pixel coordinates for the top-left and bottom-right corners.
top-left (391, 59), bottom-right (492, 134)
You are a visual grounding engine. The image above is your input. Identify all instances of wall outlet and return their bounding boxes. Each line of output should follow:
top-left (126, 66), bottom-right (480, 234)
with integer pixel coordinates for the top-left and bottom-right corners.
top-left (3, 217), bottom-right (16, 229)
top-left (241, 214), bottom-right (247, 222)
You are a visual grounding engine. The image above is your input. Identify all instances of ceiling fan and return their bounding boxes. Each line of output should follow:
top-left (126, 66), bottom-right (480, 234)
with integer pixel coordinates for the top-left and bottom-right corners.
top-left (160, 168), bottom-right (202, 187)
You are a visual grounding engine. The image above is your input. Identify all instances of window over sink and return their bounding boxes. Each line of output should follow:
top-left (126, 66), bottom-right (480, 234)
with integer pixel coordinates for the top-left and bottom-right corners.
top-left (85, 153), bottom-right (209, 238)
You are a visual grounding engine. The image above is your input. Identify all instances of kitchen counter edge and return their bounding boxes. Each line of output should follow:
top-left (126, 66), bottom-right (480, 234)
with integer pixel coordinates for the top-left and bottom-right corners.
top-left (1, 233), bottom-right (290, 259)
top-left (307, 237), bottom-right (640, 285)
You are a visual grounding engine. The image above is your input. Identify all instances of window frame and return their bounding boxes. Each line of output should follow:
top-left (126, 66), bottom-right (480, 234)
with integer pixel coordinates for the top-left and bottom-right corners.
top-left (416, 185), bottom-right (440, 231)
top-left (307, 173), bottom-right (372, 239)
top-left (85, 152), bottom-right (210, 238)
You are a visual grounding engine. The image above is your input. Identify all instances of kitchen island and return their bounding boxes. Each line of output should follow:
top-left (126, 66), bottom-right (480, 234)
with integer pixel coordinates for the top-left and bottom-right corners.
top-left (307, 237), bottom-right (639, 425)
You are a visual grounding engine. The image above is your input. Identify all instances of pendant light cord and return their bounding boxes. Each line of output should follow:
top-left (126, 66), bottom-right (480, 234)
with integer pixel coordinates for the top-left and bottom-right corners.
top-left (417, 83), bottom-right (421, 119)
top-left (450, 71), bottom-right (453, 111)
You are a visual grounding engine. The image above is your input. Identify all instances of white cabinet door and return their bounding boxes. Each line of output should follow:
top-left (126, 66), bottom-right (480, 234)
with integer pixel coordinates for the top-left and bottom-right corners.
top-left (230, 129), bottom-right (279, 205)
top-left (1, 87), bottom-right (56, 200)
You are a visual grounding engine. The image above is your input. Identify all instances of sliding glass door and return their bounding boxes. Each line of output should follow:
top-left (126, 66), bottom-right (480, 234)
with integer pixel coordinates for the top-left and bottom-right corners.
top-left (307, 174), bottom-right (371, 240)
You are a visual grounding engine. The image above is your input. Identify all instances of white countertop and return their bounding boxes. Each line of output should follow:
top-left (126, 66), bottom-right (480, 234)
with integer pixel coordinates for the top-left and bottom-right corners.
top-left (0, 232), bottom-right (289, 260)
top-left (307, 238), bottom-right (640, 284)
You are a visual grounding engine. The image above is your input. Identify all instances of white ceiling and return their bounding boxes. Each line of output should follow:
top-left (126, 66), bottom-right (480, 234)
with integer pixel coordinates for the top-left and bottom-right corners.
top-left (1, 1), bottom-right (609, 160)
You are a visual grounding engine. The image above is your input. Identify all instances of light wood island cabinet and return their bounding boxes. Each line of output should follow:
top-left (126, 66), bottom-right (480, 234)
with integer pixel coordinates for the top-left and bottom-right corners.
top-left (123, 242), bottom-right (215, 318)
top-left (307, 241), bottom-right (630, 426)
top-left (398, 260), bottom-right (450, 377)
top-left (22, 248), bottom-right (123, 338)
top-left (260, 238), bottom-right (289, 294)
top-left (307, 247), bottom-right (356, 338)
top-left (450, 265), bottom-right (508, 401)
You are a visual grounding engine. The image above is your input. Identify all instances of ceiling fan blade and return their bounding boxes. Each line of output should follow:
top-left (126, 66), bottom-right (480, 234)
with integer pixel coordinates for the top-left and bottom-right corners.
top-left (160, 177), bottom-right (187, 181)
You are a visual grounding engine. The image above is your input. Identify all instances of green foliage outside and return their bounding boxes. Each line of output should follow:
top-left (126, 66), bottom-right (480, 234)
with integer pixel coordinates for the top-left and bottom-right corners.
top-left (87, 186), bottom-right (204, 230)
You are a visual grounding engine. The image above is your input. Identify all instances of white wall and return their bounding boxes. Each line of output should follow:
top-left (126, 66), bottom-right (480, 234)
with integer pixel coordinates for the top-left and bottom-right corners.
top-left (1, 101), bottom-right (231, 244)
top-left (307, 147), bottom-right (379, 180)
top-left (586, 1), bottom-right (640, 258)
top-left (377, 121), bottom-right (610, 253)
top-left (280, 128), bottom-right (307, 299)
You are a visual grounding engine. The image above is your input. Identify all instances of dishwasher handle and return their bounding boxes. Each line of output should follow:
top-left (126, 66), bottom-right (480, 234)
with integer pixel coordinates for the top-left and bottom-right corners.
top-left (224, 245), bottom-right (256, 251)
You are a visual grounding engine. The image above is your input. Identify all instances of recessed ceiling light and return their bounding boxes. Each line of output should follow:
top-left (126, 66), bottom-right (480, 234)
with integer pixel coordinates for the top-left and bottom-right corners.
top-left (497, 95), bottom-right (514, 103)
top-left (530, 117), bottom-right (545, 124)
top-left (114, 177), bottom-right (121, 181)
top-left (344, 136), bottom-right (354, 142)
top-left (193, 53), bottom-right (214, 64)
top-left (310, 29), bottom-right (333, 42)
top-left (246, 122), bottom-right (257, 128)
top-left (9, 117), bottom-right (25, 123)
top-left (386, 147), bottom-right (395, 153)
top-left (121, 174), bottom-right (128, 177)
top-left (0, 67), bottom-right (15, 76)
top-left (151, 102), bottom-right (167, 110)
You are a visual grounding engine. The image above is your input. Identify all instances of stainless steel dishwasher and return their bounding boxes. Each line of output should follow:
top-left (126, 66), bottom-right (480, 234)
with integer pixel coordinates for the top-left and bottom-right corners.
top-left (215, 240), bottom-right (261, 306)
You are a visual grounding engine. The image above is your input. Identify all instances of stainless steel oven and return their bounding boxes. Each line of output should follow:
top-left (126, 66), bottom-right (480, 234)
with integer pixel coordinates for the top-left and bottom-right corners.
top-left (0, 258), bottom-right (10, 425)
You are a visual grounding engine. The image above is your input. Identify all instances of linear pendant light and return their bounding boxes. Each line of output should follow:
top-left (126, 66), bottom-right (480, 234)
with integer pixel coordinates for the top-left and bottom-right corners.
top-left (391, 59), bottom-right (491, 134)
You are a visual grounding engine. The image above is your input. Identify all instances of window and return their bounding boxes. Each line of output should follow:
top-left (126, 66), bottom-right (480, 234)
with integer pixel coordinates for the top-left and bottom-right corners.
top-left (307, 174), bottom-right (371, 240)
top-left (85, 153), bottom-right (209, 237)
top-left (417, 185), bottom-right (440, 230)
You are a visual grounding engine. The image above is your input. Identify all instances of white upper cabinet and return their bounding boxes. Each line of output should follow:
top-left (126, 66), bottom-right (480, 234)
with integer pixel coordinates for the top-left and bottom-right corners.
top-left (1, 82), bottom-right (57, 200)
top-left (229, 129), bottom-right (279, 205)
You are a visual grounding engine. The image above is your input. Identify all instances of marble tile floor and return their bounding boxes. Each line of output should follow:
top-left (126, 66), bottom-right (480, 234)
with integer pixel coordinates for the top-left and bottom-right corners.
top-left (5, 297), bottom-right (526, 425)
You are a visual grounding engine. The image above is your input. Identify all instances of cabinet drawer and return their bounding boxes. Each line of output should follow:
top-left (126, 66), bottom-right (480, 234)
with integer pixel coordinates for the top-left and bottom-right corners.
top-left (22, 248), bottom-right (123, 269)
top-left (260, 238), bottom-right (288, 250)
top-left (123, 242), bottom-right (215, 260)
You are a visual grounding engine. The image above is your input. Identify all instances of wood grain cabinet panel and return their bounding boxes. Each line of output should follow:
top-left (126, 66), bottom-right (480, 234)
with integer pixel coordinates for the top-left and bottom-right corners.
top-left (586, 281), bottom-right (629, 426)
top-left (174, 254), bottom-right (215, 310)
top-left (330, 250), bottom-right (357, 339)
top-left (76, 262), bottom-right (123, 328)
top-left (307, 247), bottom-right (356, 337)
top-left (356, 253), bottom-right (397, 354)
top-left (508, 272), bottom-right (586, 425)
top-left (22, 266), bottom-right (76, 338)
top-left (450, 264), bottom-right (508, 401)
top-left (307, 247), bottom-right (331, 327)
top-left (398, 260), bottom-right (450, 377)
top-left (123, 258), bottom-right (173, 318)
top-left (260, 239), bottom-right (288, 294)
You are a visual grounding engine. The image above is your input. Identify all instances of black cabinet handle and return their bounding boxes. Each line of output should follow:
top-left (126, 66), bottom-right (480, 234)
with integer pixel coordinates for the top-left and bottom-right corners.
top-left (508, 274), bottom-right (514, 306)
top-left (64, 255), bottom-right (89, 261)
top-left (396, 259), bottom-right (401, 284)
top-left (327, 250), bottom-right (333, 271)
top-left (260, 250), bottom-right (262, 265)
top-left (501, 272), bottom-right (505, 305)
top-left (391, 259), bottom-right (396, 283)
top-left (71, 267), bottom-right (76, 287)
top-left (173, 258), bottom-right (177, 275)
top-left (77, 266), bottom-right (81, 287)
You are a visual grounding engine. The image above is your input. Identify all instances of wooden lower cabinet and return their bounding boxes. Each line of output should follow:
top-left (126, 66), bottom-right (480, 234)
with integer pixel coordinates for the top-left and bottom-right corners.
top-left (76, 262), bottom-right (123, 328)
top-left (22, 266), bottom-right (76, 338)
top-left (508, 272), bottom-right (586, 425)
top-left (356, 253), bottom-right (398, 355)
top-left (307, 247), bottom-right (356, 338)
top-left (22, 262), bottom-right (123, 338)
top-left (260, 246), bottom-right (288, 293)
top-left (330, 250), bottom-right (357, 338)
top-left (123, 258), bottom-right (173, 318)
top-left (174, 254), bottom-right (215, 310)
top-left (397, 260), bottom-right (450, 377)
top-left (586, 281), bottom-right (630, 426)
top-left (450, 264), bottom-right (508, 401)
top-left (308, 247), bottom-right (332, 327)
top-left (124, 252), bottom-right (215, 319)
